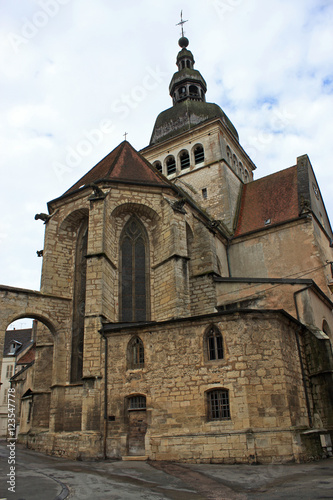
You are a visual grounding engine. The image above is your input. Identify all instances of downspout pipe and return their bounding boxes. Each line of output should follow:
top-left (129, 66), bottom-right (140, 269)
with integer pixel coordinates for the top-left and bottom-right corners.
top-left (293, 285), bottom-right (313, 428)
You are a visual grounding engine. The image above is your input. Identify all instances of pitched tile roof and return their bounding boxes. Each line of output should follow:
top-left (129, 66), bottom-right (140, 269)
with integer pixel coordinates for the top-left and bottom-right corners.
top-left (16, 344), bottom-right (35, 365)
top-left (64, 140), bottom-right (171, 195)
top-left (235, 166), bottom-right (299, 237)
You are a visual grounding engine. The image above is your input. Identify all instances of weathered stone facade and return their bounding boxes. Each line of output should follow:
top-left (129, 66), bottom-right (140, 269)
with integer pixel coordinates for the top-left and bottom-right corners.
top-left (0, 36), bottom-right (332, 462)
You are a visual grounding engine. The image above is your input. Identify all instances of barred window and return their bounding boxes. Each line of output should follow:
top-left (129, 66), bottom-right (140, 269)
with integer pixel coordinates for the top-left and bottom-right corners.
top-left (206, 326), bottom-right (224, 361)
top-left (194, 144), bottom-right (204, 164)
top-left (180, 150), bottom-right (190, 170)
top-left (207, 389), bottom-right (230, 420)
top-left (153, 161), bottom-right (162, 173)
top-left (128, 395), bottom-right (146, 410)
top-left (166, 155), bottom-right (176, 175)
top-left (128, 336), bottom-right (144, 369)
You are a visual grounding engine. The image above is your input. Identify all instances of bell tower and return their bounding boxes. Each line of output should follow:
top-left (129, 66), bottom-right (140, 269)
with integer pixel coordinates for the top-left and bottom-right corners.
top-left (169, 35), bottom-right (207, 105)
top-left (141, 19), bottom-right (256, 234)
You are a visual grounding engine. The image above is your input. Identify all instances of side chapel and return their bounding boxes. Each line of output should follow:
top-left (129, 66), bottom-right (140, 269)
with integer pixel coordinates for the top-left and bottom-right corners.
top-left (0, 33), bottom-right (333, 463)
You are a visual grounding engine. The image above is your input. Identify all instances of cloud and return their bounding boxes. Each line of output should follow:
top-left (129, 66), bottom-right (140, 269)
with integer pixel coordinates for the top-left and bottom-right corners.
top-left (0, 0), bottom-right (332, 293)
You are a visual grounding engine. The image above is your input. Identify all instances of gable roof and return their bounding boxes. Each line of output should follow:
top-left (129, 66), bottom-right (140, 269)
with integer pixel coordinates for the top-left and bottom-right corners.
top-left (64, 140), bottom-right (172, 196)
top-left (235, 166), bottom-right (299, 237)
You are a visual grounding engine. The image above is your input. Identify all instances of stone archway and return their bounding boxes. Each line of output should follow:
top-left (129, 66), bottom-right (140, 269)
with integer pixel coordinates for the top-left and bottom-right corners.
top-left (0, 285), bottom-right (71, 384)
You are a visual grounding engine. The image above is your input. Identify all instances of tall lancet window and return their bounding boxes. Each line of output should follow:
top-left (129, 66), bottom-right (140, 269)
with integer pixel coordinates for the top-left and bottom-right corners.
top-left (71, 218), bottom-right (88, 382)
top-left (120, 217), bottom-right (149, 322)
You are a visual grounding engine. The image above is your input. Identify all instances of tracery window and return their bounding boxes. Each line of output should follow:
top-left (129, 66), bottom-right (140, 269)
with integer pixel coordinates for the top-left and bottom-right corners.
top-left (206, 325), bottom-right (224, 361)
top-left (207, 389), bottom-right (231, 420)
top-left (128, 336), bottom-right (145, 369)
top-left (194, 144), bottom-right (204, 164)
top-left (120, 218), bottom-right (149, 322)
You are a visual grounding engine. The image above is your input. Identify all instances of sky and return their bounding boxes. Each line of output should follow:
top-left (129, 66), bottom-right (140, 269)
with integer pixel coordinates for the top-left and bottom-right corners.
top-left (1, 0), bottom-right (333, 324)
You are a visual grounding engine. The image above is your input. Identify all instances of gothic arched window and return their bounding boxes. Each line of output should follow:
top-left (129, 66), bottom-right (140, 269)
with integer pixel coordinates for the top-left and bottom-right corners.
top-left (127, 336), bottom-right (145, 369)
top-left (120, 218), bottom-right (149, 322)
top-left (206, 325), bottom-right (224, 361)
top-left (71, 218), bottom-right (88, 382)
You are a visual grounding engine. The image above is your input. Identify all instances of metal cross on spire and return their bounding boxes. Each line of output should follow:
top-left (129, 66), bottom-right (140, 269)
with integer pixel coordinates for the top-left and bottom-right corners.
top-left (176, 10), bottom-right (188, 37)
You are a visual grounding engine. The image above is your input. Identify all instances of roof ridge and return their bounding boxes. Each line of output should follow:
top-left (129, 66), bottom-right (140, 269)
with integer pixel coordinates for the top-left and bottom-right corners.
top-left (105, 140), bottom-right (127, 178)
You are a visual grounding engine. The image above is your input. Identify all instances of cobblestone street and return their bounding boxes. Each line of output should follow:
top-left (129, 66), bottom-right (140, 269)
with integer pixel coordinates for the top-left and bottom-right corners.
top-left (0, 442), bottom-right (332, 500)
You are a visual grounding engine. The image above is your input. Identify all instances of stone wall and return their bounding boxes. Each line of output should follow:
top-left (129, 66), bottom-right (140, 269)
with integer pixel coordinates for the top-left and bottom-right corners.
top-left (104, 311), bottom-right (312, 463)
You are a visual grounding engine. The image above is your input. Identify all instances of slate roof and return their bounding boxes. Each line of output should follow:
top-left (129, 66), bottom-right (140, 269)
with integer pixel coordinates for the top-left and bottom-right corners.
top-left (64, 140), bottom-right (172, 196)
top-left (235, 166), bottom-right (299, 237)
top-left (149, 100), bottom-right (239, 145)
top-left (3, 329), bottom-right (33, 356)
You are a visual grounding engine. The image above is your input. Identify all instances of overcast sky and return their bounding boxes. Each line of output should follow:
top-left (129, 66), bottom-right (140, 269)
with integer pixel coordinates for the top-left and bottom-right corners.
top-left (1, 0), bottom-right (332, 315)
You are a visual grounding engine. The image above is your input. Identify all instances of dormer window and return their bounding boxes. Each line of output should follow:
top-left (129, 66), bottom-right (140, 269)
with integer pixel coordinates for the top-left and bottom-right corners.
top-left (8, 340), bottom-right (22, 356)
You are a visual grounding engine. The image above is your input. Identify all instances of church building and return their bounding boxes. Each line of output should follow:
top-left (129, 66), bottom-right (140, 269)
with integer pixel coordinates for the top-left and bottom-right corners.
top-left (0, 33), bottom-right (332, 463)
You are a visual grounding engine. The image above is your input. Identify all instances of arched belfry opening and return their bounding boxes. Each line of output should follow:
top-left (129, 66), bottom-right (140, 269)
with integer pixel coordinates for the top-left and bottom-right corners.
top-left (71, 218), bottom-right (88, 382)
top-left (120, 217), bottom-right (150, 322)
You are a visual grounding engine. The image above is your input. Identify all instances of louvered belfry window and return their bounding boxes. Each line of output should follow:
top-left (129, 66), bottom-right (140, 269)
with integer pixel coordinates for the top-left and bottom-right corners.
top-left (121, 218), bottom-right (148, 322)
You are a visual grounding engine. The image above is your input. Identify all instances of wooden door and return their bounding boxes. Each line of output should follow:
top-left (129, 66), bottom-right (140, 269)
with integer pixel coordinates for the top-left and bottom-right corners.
top-left (128, 410), bottom-right (147, 456)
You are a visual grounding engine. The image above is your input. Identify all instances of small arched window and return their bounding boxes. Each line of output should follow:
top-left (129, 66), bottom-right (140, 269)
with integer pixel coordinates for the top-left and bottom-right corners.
top-left (233, 154), bottom-right (238, 170)
top-left (186, 60), bottom-right (191, 68)
top-left (207, 389), bottom-right (230, 420)
top-left (206, 325), bottom-right (224, 361)
top-left (180, 150), bottom-right (190, 170)
top-left (153, 161), bottom-right (162, 173)
top-left (322, 320), bottom-right (331, 336)
top-left (194, 144), bottom-right (204, 164)
top-left (244, 169), bottom-right (249, 183)
top-left (166, 155), bottom-right (176, 175)
top-left (239, 161), bottom-right (244, 178)
top-left (226, 146), bottom-right (231, 163)
top-left (128, 336), bottom-right (144, 369)
top-left (120, 217), bottom-right (149, 322)
top-left (189, 85), bottom-right (198, 96)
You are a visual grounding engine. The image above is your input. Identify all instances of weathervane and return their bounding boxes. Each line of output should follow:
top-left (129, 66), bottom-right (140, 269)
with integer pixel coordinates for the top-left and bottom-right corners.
top-left (176, 10), bottom-right (188, 37)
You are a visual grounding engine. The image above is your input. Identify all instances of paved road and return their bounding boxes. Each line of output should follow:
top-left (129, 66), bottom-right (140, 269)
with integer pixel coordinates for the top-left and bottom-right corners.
top-left (0, 441), bottom-right (332, 499)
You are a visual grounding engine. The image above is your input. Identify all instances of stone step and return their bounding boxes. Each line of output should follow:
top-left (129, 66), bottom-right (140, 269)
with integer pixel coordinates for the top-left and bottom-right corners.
top-left (122, 455), bottom-right (149, 461)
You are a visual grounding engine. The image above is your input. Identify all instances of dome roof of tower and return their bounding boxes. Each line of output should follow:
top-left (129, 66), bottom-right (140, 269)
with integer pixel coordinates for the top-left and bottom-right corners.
top-left (149, 99), bottom-right (239, 145)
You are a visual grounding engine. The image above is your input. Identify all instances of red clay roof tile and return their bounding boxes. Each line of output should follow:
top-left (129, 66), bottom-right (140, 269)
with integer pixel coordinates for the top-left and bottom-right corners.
top-left (64, 141), bottom-right (171, 195)
top-left (235, 166), bottom-right (299, 237)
